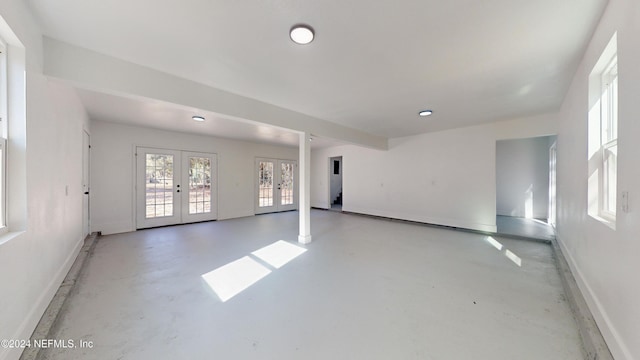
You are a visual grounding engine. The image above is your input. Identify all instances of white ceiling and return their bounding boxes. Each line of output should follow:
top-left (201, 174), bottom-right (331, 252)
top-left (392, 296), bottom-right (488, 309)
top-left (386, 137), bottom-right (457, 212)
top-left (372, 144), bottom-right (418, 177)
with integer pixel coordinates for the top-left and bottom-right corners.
top-left (28, 0), bottom-right (607, 142)
top-left (75, 88), bottom-right (346, 149)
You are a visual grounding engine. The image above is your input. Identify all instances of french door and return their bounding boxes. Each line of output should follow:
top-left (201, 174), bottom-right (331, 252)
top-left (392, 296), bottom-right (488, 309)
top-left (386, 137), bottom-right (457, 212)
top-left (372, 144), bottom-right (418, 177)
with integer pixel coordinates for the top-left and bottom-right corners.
top-left (136, 147), bottom-right (217, 229)
top-left (255, 158), bottom-right (297, 214)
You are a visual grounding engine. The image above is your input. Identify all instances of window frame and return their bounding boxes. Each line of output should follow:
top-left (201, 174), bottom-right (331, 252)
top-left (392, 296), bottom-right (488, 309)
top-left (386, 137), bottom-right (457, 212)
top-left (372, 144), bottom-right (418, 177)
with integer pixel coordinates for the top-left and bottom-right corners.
top-left (0, 38), bottom-right (7, 234)
top-left (599, 55), bottom-right (618, 221)
top-left (587, 33), bottom-right (618, 229)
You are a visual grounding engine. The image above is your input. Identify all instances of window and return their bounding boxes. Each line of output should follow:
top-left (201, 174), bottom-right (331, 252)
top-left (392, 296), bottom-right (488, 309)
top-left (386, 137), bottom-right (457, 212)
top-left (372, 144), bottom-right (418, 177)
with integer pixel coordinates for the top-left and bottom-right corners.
top-left (588, 33), bottom-right (618, 227)
top-left (0, 38), bottom-right (7, 233)
top-left (0, 23), bottom-right (27, 236)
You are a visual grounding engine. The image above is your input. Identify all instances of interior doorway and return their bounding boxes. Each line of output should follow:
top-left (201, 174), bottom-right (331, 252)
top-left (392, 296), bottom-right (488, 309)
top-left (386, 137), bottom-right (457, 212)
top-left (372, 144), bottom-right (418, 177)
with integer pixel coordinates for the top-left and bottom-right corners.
top-left (255, 158), bottom-right (298, 214)
top-left (136, 147), bottom-right (217, 229)
top-left (548, 141), bottom-right (557, 227)
top-left (495, 136), bottom-right (556, 241)
top-left (329, 156), bottom-right (342, 211)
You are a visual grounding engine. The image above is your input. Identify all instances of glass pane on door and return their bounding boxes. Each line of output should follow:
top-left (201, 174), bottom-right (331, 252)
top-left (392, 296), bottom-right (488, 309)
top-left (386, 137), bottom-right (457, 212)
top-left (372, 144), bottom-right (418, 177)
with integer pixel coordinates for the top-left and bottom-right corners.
top-left (145, 154), bottom-right (174, 218)
top-left (281, 162), bottom-right (294, 205)
top-left (259, 161), bottom-right (274, 207)
top-left (188, 157), bottom-right (212, 214)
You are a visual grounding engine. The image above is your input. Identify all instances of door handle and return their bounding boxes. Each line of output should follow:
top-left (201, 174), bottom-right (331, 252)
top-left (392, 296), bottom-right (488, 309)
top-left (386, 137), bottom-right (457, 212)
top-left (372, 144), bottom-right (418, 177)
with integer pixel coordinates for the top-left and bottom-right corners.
top-left (84, 192), bottom-right (89, 195)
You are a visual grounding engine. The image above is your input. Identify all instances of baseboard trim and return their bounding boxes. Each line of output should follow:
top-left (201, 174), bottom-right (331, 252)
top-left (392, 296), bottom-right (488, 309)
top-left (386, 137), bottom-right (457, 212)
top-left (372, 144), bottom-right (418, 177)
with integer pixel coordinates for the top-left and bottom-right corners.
top-left (341, 210), bottom-right (499, 237)
top-left (343, 207), bottom-right (497, 233)
top-left (17, 233), bottom-right (99, 360)
top-left (94, 221), bottom-right (133, 235)
top-left (551, 237), bottom-right (614, 360)
top-left (341, 209), bottom-right (617, 358)
top-left (0, 236), bottom-right (85, 360)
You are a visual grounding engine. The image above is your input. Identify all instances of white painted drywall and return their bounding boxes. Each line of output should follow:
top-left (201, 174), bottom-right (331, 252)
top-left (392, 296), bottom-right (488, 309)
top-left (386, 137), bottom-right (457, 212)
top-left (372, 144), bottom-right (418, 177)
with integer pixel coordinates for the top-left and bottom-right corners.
top-left (42, 38), bottom-right (387, 150)
top-left (496, 136), bottom-right (552, 219)
top-left (90, 120), bottom-right (298, 235)
top-left (1, 1), bottom-right (635, 359)
top-left (555, 0), bottom-right (640, 358)
top-left (311, 114), bottom-right (557, 233)
top-left (0, 3), bottom-right (89, 360)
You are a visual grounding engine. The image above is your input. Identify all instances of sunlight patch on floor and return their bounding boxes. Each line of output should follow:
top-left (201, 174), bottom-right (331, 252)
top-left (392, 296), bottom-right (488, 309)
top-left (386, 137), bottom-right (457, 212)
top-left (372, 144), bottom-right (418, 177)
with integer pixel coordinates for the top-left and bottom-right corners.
top-left (252, 240), bottom-right (307, 269)
top-left (202, 256), bottom-right (272, 302)
top-left (485, 236), bottom-right (504, 251)
top-left (484, 236), bottom-right (523, 267)
top-left (505, 249), bottom-right (522, 267)
top-left (202, 240), bottom-right (307, 302)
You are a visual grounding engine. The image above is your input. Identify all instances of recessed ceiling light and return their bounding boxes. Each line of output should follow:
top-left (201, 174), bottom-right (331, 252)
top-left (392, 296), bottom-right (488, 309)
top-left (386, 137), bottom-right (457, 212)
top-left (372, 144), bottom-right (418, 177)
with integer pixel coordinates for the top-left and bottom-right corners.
top-left (418, 110), bottom-right (433, 117)
top-left (290, 24), bottom-right (314, 45)
top-left (192, 115), bottom-right (205, 122)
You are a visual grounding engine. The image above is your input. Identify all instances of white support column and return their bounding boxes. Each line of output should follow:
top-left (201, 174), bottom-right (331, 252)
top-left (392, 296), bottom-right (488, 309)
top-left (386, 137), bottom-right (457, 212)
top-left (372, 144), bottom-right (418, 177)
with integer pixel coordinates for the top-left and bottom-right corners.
top-left (298, 131), bottom-right (312, 244)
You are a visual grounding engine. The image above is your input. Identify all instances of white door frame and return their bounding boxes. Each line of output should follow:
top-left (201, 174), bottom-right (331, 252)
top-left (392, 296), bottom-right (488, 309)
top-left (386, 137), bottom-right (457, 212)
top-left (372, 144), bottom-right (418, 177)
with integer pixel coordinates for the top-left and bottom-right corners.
top-left (328, 156), bottom-right (343, 209)
top-left (181, 151), bottom-right (218, 223)
top-left (136, 147), bottom-right (182, 228)
top-left (548, 142), bottom-right (557, 227)
top-left (255, 158), bottom-right (298, 214)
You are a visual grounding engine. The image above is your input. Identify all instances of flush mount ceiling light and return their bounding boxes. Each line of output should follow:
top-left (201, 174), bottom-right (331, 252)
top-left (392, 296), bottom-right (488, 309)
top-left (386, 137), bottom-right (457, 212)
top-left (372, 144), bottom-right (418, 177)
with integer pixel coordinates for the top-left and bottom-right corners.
top-left (192, 115), bottom-right (205, 122)
top-left (290, 24), bottom-right (314, 45)
top-left (418, 110), bottom-right (433, 117)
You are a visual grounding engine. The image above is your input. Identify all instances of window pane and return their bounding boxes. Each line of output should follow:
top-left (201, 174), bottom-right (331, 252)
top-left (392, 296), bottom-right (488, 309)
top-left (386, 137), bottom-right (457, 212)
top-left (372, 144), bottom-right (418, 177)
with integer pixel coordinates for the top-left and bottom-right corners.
top-left (601, 58), bottom-right (617, 144)
top-left (145, 154), bottom-right (174, 218)
top-left (280, 162), bottom-right (294, 205)
top-left (188, 156), bottom-right (212, 214)
top-left (259, 161), bottom-right (274, 207)
top-left (0, 45), bottom-right (7, 229)
top-left (603, 143), bottom-right (617, 214)
top-left (0, 144), bottom-right (4, 226)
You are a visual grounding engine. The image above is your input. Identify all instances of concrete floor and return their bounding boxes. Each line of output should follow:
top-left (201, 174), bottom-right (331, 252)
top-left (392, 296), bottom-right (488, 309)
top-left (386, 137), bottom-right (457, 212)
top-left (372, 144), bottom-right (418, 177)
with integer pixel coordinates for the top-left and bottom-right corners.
top-left (44, 210), bottom-right (582, 360)
top-left (496, 215), bottom-right (556, 242)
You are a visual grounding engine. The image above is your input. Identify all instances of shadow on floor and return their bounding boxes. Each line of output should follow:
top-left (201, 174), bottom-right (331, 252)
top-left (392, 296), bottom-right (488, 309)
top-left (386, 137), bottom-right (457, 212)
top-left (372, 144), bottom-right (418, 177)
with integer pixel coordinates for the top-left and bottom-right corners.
top-left (496, 215), bottom-right (555, 242)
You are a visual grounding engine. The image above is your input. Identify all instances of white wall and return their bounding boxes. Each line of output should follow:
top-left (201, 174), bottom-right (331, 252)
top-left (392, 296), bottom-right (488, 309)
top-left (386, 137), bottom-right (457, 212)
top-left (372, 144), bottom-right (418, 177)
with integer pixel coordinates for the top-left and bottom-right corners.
top-left (496, 136), bottom-right (552, 219)
top-left (312, 114), bottom-right (557, 233)
top-left (0, 1), bottom-right (634, 360)
top-left (555, 0), bottom-right (640, 358)
top-left (0, 3), bottom-right (89, 360)
top-left (90, 120), bottom-right (298, 235)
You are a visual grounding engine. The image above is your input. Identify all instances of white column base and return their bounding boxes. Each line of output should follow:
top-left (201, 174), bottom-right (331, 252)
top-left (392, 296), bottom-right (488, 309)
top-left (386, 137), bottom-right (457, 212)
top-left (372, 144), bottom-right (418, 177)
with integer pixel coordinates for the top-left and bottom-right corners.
top-left (298, 234), bottom-right (312, 244)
